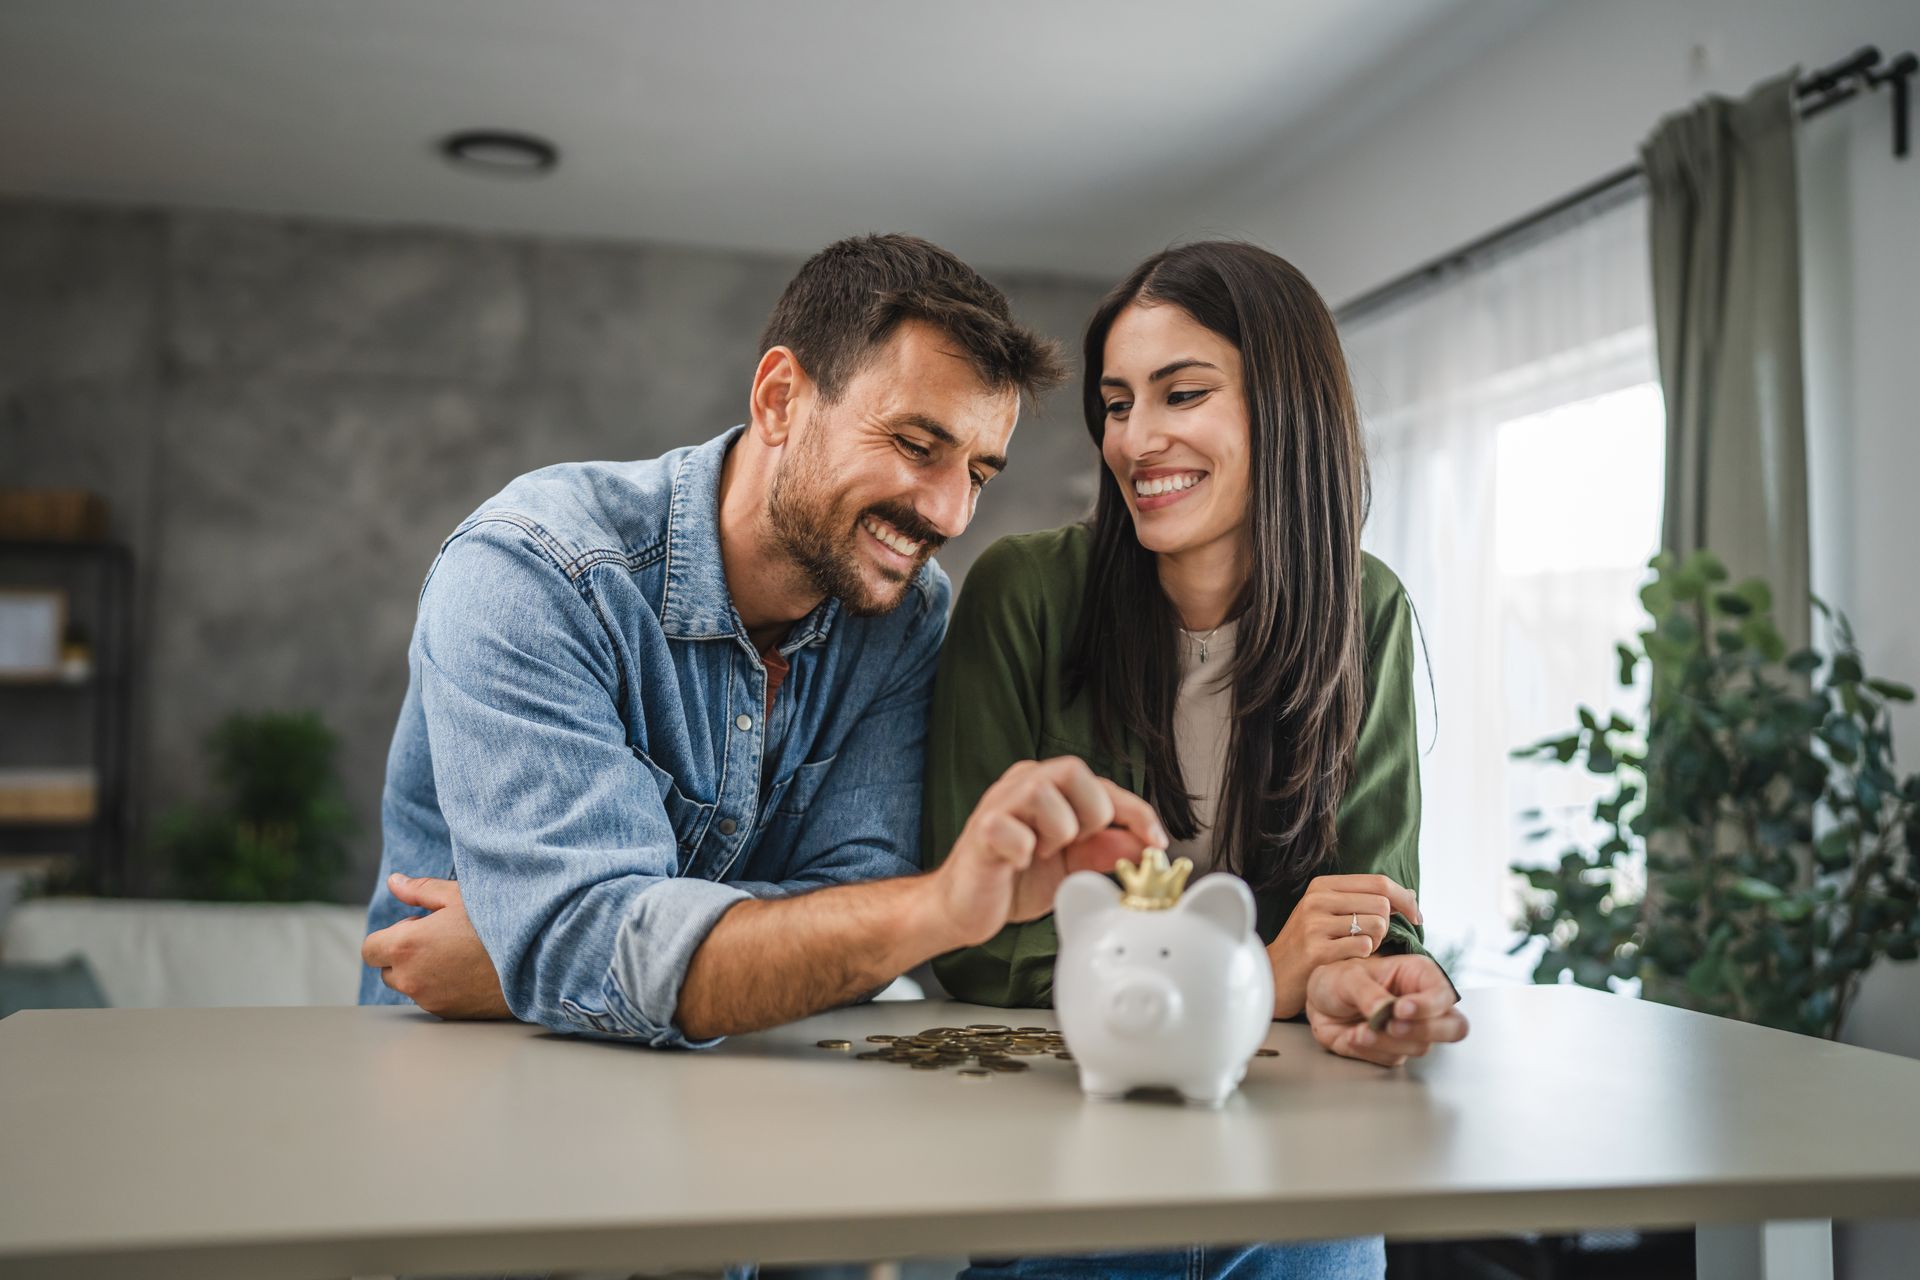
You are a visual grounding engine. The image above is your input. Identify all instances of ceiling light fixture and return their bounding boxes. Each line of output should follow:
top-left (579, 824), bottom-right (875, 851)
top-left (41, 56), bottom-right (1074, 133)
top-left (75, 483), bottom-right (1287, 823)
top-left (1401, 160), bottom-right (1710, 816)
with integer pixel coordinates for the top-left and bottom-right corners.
top-left (438, 130), bottom-right (560, 176)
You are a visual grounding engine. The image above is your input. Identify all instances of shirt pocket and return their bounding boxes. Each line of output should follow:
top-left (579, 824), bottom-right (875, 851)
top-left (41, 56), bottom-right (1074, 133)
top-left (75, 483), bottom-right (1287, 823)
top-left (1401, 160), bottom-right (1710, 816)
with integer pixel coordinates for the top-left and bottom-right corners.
top-left (630, 744), bottom-right (716, 857)
top-left (772, 753), bottom-right (839, 817)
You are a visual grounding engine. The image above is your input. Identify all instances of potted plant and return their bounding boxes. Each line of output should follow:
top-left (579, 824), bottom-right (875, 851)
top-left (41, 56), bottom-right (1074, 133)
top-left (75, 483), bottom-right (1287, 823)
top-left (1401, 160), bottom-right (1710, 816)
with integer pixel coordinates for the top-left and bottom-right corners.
top-left (153, 711), bottom-right (356, 902)
top-left (1510, 549), bottom-right (1920, 1038)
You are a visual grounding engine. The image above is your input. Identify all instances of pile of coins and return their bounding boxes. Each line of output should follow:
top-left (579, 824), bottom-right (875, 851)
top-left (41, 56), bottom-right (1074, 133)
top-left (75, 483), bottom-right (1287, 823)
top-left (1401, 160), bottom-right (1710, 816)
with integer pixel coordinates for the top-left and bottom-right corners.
top-left (815, 1024), bottom-right (1283, 1080)
top-left (816, 1023), bottom-right (1070, 1079)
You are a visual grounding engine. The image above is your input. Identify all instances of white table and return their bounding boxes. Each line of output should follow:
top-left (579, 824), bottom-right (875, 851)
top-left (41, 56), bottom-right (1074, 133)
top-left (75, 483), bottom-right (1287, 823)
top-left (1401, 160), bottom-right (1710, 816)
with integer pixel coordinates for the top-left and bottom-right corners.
top-left (1, 985), bottom-right (1917, 1278)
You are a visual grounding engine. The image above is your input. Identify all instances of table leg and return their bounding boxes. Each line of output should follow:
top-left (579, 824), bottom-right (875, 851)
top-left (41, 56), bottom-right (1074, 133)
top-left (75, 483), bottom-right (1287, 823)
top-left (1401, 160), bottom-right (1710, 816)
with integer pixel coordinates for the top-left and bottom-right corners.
top-left (1696, 1219), bottom-right (1834, 1280)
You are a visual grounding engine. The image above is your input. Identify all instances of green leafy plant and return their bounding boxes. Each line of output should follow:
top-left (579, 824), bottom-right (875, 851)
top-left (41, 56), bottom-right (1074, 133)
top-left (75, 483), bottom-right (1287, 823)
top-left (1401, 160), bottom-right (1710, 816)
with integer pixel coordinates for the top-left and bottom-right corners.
top-left (153, 711), bottom-right (356, 902)
top-left (1510, 549), bottom-right (1920, 1038)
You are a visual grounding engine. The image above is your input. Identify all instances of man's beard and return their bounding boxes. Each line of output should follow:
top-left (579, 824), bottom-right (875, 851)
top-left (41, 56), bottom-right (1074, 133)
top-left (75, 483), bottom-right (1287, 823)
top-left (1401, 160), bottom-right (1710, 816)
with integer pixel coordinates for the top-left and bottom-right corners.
top-left (766, 425), bottom-right (944, 618)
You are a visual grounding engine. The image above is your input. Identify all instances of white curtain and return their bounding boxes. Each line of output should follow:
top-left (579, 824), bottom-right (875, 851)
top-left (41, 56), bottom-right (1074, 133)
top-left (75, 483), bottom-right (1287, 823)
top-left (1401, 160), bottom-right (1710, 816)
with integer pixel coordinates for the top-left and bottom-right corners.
top-left (1341, 190), bottom-right (1664, 982)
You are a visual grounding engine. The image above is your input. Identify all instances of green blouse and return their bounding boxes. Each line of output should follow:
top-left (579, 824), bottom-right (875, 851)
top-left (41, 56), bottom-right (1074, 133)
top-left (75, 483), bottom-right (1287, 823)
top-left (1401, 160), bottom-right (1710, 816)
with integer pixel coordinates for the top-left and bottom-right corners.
top-left (921, 522), bottom-right (1433, 1008)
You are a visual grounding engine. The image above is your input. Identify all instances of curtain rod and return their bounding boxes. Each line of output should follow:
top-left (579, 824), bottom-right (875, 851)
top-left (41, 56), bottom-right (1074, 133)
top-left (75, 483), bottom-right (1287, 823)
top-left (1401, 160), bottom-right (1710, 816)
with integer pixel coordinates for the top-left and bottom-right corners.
top-left (1335, 45), bottom-right (1916, 326)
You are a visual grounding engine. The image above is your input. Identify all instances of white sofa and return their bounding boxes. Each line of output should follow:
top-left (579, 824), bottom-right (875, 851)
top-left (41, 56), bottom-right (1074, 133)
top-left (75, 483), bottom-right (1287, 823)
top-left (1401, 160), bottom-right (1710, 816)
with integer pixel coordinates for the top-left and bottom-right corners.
top-left (0, 895), bottom-right (923, 1009)
top-left (0, 897), bottom-right (366, 1007)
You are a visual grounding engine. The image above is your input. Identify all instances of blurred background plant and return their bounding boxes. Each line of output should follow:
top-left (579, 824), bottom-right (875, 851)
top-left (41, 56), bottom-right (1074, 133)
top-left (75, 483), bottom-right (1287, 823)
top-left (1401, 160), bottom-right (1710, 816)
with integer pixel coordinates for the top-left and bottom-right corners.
top-left (1510, 549), bottom-right (1920, 1039)
top-left (151, 711), bottom-right (355, 902)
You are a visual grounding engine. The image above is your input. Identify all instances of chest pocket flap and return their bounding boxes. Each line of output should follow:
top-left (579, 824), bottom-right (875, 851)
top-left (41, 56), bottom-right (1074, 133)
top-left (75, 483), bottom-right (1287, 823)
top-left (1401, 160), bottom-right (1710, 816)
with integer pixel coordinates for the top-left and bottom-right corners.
top-left (631, 744), bottom-right (715, 855)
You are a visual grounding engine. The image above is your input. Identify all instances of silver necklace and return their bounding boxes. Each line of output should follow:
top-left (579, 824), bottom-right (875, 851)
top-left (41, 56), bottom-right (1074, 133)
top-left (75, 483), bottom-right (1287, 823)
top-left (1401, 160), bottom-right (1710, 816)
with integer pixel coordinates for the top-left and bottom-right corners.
top-left (1184, 623), bottom-right (1224, 664)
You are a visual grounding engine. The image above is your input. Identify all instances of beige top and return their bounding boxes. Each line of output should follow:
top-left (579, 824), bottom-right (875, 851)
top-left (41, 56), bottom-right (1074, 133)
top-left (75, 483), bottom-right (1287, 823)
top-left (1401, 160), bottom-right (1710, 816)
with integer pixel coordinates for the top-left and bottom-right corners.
top-left (1168, 619), bottom-right (1238, 876)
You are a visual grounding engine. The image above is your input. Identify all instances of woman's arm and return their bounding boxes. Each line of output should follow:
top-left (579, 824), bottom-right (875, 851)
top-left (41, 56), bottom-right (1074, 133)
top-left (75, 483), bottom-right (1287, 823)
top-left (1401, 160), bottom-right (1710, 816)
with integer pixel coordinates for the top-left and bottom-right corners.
top-left (1338, 564), bottom-right (1436, 964)
top-left (1262, 562), bottom-right (1454, 1019)
top-left (922, 537), bottom-right (1061, 1007)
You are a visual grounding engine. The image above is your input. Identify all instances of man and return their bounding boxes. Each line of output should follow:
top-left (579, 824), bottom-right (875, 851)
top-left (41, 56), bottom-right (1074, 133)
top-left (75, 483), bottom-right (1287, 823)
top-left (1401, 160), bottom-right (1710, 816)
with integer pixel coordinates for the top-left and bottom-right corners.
top-left (359, 234), bottom-right (1163, 1044)
top-left (360, 233), bottom-right (1465, 1066)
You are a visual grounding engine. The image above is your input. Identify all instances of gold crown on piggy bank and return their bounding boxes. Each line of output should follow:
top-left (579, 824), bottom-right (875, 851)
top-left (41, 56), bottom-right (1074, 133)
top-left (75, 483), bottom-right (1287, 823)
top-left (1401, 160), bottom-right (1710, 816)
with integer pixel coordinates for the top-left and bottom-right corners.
top-left (1116, 846), bottom-right (1194, 911)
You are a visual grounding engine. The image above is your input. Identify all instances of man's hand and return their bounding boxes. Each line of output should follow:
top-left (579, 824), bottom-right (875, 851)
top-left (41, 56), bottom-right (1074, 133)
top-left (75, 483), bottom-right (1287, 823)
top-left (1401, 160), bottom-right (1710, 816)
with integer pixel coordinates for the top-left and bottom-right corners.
top-left (1304, 952), bottom-right (1467, 1068)
top-left (1267, 873), bottom-right (1423, 1017)
top-left (360, 873), bottom-right (513, 1020)
top-left (930, 757), bottom-right (1167, 948)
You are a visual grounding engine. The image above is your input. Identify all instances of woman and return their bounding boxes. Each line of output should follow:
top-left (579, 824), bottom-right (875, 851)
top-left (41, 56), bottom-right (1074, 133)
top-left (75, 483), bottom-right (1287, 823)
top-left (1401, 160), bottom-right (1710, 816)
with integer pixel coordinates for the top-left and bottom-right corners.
top-left (922, 241), bottom-right (1465, 1280)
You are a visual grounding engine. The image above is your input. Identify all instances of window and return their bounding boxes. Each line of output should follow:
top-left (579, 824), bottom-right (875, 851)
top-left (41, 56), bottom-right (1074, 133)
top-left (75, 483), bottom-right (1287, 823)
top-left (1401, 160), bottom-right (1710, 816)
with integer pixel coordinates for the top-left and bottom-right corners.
top-left (1341, 190), bottom-right (1665, 982)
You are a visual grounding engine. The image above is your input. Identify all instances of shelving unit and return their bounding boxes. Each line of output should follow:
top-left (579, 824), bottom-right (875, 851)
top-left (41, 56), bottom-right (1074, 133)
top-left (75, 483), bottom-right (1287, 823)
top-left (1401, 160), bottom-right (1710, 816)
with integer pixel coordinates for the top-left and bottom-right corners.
top-left (0, 541), bottom-right (135, 893)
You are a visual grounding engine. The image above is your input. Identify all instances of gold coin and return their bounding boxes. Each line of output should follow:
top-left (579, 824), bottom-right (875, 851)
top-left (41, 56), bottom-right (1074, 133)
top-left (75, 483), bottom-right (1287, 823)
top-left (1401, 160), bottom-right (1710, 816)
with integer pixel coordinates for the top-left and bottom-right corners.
top-left (1015, 1026), bottom-right (1048, 1033)
top-left (957, 1067), bottom-right (991, 1080)
top-left (1054, 1052), bottom-right (1075, 1061)
top-left (1366, 997), bottom-right (1397, 1034)
top-left (866, 1034), bottom-right (898, 1043)
top-left (911, 1061), bottom-right (944, 1071)
top-left (965, 1024), bottom-right (1011, 1033)
top-left (986, 1060), bottom-right (1029, 1073)
top-left (1254, 1048), bottom-right (1279, 1058)
top-left (816, 1039), bottom-right (852, 1050)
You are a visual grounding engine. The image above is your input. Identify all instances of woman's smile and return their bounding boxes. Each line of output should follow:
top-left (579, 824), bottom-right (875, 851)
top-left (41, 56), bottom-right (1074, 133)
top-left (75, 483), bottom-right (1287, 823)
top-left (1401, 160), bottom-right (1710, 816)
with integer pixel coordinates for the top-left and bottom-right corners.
top-left (1132, 467), bottom-right (1210, 512)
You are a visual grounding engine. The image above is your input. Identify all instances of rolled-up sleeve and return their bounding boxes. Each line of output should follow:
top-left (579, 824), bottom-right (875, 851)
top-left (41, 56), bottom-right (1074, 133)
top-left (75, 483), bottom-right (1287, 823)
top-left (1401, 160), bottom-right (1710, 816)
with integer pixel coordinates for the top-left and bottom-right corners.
top-left (1336, 565), bottom-right (1455, 997)
top-left (414, 521), bottom-right (741, 1048)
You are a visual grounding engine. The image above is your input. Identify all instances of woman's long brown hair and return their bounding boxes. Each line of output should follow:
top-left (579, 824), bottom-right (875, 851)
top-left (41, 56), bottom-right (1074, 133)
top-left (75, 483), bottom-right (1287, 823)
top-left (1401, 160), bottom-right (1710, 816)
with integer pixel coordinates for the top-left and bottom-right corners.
top-left (1067, 241), bottom-right (1369, 915)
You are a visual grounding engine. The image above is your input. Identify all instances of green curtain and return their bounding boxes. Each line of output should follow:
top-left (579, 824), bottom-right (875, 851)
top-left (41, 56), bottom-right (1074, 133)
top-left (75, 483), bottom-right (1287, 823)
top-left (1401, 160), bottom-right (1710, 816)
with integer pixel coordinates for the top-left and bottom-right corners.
top-left (1642, 71), bottom-right (1809, 648)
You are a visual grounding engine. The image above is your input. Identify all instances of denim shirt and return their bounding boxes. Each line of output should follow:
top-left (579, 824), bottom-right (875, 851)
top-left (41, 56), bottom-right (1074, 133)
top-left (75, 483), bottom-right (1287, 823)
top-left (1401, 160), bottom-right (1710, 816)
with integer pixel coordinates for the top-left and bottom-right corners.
top-left (358, 426), bottom-right (951, 1048)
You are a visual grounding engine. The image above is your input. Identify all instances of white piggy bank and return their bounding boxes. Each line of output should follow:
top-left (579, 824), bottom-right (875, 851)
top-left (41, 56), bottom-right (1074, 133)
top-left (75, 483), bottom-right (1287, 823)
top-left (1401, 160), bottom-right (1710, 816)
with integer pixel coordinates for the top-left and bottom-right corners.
top-left (1053, 849), bottom-right (1275, 1108)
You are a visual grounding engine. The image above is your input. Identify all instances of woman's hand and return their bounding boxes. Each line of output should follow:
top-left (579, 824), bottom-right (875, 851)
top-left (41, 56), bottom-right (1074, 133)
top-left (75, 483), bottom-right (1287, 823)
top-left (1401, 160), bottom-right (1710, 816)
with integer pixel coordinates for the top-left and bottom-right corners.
top-left (1304, 953), bottom-right (1467, 1067)
top-left (1265, 873), bottom-right (1421, 1017)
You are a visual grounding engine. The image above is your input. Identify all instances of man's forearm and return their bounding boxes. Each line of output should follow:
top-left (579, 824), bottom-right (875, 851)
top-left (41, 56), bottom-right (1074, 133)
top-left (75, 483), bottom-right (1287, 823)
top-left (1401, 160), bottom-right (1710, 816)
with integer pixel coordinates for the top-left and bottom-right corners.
top-left (673, 873), bottom-right (960, 1040)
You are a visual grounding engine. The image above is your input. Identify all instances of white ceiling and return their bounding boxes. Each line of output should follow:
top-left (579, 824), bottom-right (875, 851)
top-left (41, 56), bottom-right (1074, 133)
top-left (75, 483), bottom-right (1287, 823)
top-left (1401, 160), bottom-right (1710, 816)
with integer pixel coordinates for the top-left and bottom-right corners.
top-left (0, 0), bottom-right (1544, 279)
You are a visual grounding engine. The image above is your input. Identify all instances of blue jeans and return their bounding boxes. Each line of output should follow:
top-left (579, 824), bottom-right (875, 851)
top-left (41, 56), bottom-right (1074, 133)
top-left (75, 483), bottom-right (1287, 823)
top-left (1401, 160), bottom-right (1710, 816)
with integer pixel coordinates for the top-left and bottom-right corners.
top-left (958, 1237), bottom-right (1385, 1279)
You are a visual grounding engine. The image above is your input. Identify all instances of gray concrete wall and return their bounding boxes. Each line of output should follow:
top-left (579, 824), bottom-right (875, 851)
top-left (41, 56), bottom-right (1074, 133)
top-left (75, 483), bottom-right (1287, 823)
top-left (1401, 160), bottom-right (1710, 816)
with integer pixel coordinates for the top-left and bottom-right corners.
top-left (0, 198), bottom-right (1110, 901)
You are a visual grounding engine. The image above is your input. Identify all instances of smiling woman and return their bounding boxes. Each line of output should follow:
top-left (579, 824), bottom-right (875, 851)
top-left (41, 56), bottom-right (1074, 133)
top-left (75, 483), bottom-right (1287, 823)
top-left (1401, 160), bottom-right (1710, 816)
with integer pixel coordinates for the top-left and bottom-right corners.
top-left (925, 240), bottom-right (1450, 1012)
top-left (922, 242), bottom-right (1462, 1279)
top-left (1075, 244), bottom-right (1374, 907)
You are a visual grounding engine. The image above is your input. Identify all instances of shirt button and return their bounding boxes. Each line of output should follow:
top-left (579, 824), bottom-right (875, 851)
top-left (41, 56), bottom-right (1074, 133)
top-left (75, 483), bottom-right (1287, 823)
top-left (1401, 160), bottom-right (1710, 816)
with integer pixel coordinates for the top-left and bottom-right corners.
top-left (718, 818), bottom-right (737, 836)
top-left (735, 714), bottom-right (753, 731)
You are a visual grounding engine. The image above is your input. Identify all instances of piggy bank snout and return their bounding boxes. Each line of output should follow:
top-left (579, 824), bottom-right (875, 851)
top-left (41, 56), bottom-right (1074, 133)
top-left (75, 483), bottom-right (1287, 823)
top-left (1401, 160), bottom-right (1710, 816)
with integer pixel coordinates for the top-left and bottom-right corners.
top-left (1105, 973), bottom-right (1183, 1036)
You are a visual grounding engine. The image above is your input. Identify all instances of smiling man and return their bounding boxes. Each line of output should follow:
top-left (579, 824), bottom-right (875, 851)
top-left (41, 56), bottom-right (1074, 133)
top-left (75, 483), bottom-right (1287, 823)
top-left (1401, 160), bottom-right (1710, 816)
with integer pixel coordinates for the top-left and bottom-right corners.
top-left (358, 235), bottom-right (1165, 1045)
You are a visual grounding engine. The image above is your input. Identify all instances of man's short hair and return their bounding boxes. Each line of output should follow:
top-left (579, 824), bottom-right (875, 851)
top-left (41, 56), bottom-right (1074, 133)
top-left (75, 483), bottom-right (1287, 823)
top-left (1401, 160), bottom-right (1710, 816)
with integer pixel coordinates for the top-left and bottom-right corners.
top-left (759, 233), bottom-right (1068, 405)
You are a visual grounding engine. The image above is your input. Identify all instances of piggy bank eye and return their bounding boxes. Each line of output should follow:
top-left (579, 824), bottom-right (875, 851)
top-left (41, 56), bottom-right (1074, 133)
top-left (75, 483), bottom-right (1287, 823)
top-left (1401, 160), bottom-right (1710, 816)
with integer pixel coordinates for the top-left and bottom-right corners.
top-left (1113, 944), bottom-right (1126, 957)
top-left (1159, 947), bottom-right (1171, 959)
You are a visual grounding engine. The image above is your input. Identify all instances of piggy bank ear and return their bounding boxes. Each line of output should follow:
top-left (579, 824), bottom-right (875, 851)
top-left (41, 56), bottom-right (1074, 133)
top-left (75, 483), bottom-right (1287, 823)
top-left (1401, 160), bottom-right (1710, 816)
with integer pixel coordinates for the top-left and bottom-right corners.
top-left (1177, 873), bottom-right (1257, 939)
top-left (1053, 871), bottom-right (1121, 940)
